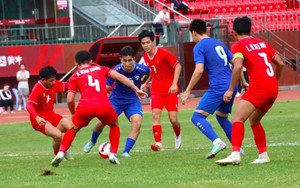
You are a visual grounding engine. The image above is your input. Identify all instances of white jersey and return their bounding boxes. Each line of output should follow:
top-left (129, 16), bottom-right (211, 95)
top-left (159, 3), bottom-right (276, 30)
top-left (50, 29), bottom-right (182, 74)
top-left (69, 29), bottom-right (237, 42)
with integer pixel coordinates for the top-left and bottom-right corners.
top-left (153, 11), bottom-right (170, 24)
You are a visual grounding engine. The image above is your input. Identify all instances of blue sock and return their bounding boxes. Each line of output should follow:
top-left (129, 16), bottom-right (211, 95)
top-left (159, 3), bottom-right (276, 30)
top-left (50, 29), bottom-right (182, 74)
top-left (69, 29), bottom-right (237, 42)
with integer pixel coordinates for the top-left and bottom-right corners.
top-left (123, 138), bottom-right (136, 153)
top-left (91, 131), bottom-right (101, 144)
top-left (216, 115), bottom-right (232, 142)
top-left (191, 112), bottom-right (218, 142)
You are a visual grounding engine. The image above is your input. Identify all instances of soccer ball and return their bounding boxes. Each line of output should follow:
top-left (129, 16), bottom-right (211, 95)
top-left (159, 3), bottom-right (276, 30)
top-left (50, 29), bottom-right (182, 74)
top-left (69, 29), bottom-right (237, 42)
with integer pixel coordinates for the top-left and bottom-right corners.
top-left (98, 141), bottom-right (111, 158)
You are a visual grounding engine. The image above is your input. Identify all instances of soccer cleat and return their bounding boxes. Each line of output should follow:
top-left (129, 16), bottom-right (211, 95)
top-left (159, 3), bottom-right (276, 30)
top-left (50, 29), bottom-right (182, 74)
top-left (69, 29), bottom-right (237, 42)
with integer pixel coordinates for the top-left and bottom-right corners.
top-left (175, 134), bottom-right (182, 149)
top-left (206, 141), bottom-right (226, 159)
top-left (150, 143), bottom-right (163, 151)
top-left (121, 152), bottom-right (131, 158)
top-left (215, 154), bottom-right (241, 166)
top-left (64, 152), bottom-right (74, 161)
top-left (83, 141), bottom-right (95, 153)
top-left (51, 152), bottom-right (64, 167)
top-left (109, 154), bottom-right (120, 164)
top-left (251, 154), bottom-right (270, 164)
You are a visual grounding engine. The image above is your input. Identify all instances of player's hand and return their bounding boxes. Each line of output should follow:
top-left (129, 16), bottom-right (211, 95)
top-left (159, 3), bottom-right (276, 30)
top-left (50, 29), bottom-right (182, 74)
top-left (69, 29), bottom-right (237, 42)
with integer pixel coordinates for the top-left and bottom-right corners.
top-left (181, 91), bottom-right (190, 105)
top-left (136, 89), bottom-right (148, 99)
top-left (223, 90), bottom-right (233, 103)
top-left (169, 84), bottom-right (177, 93)
top-left (241, 82), bottom-right (249, 91)
top-left (141, 83), bottom-right (147, 91)
top-left (35, 116), bottom-right (47, 125)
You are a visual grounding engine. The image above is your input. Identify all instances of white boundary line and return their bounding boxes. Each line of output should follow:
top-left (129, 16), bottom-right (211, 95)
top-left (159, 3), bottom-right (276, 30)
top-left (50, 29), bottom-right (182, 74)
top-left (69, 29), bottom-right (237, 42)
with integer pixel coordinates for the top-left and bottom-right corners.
top-left (1, 142), bottom-right (299, 158)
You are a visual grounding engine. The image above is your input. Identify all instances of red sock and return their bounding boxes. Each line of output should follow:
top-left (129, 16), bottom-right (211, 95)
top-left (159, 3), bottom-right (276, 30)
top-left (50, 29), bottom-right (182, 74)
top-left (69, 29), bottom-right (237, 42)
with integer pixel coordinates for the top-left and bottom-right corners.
top-left (152, 125), bottom-right (162, 143)
top-left (59, 129), bottom-right (76, 152)
top-left (172, 125), bottom-right (181, 136)
top-left (54, 149), bottom-right (59, 155)
top-left (109, 125), bottom-right (120, 154)
top-left (231, 121), bottom-right (244, 152)
top-left (251, 122), bottom-right (267, 154)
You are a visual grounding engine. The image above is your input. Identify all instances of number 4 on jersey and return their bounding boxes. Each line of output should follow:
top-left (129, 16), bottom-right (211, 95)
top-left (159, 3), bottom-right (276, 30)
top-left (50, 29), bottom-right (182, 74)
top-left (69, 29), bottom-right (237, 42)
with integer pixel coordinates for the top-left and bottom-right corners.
top-left (88, 75), bottom-right (100, 92)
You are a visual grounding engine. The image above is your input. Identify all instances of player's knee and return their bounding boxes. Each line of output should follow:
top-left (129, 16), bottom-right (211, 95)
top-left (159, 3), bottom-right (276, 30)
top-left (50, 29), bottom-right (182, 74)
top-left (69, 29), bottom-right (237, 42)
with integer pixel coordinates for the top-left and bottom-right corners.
top-left (191, 112), bottom-right (206, 125)
top-left (52, 132), bottom-right (62, 141)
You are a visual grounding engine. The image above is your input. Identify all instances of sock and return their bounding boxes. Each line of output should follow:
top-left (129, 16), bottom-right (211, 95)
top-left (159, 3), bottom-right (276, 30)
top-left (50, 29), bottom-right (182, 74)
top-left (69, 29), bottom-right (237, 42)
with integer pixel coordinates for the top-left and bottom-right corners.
top-left (152, 125), bottom-right (162, 143)
top-left (216, 115), bottom-right (232, 142)
top-left (231, 121), bottom-right (245, 152)
top-left (91, 131), bottom-right (101, 144)
top-left (109, 125), bottom-right (120, 154)
top-left (172, 125), bottom-right (181, 137)
top-left (59, 129), bottom-right (76, 152)
top-left (54, 149), bottom-right (59, 155)
top-left (251, 122), bottom-right (267, 154)
top-left (123, 138), bottom-right (136, 154)
top-left (191, 112), bottom-right (218, 142)
top-left (212, 138), bottom-right (222, 145)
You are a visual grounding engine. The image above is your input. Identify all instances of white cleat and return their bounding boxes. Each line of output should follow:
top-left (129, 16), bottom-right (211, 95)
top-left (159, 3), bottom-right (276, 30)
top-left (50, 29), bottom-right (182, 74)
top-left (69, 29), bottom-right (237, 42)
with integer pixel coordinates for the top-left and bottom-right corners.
top-left (251, 154), bottom-right (270, 164)
top-left (109, 154), bottom-right (120, 165)
top-left (121, 152), bottom-right (131, 158)
top-left (175, 134), bottom-right (182, 149)
top-left (64, 151), bottom-right (74, 161)
top-left (216, 154), bottom-right (241, 166)
top-left (51, 152), bottom-right (64, 167)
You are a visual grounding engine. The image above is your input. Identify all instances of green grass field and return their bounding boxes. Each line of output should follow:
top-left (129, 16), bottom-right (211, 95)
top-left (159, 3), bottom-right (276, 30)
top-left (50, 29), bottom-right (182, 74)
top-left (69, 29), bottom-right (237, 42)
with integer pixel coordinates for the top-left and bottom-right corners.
top-left (1, 100), bottom-right (300, 188)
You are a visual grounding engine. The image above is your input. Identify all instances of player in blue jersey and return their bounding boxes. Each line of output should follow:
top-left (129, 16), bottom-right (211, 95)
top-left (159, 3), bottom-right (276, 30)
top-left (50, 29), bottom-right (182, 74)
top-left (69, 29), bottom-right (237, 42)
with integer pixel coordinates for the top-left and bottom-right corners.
top-left (181, 19), bottom-right (240, 159)
top-left (83, 45), bottom-right (150, 157)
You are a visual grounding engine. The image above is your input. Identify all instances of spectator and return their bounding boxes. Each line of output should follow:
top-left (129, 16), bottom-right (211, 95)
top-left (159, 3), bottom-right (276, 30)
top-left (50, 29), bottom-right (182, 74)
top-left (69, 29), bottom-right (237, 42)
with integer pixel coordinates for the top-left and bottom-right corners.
top-left (0, 83), bottom-right (15, 114)
top-left (16, 63), bottom-right (30, 111)
top-left (171, 0), bottom-right (194, 15)
top-left (153, 6), bottom-right (170, 45)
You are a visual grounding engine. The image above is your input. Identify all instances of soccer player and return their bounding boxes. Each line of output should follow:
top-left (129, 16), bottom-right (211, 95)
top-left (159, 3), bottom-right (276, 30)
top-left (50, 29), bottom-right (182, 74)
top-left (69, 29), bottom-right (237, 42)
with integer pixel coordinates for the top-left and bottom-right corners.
top-left (26, 66), bottom-right (73, 160)
top-left (181, 19), bottom-right (238, 159)
top-left (216, 16), bottom-right (284, 166)
top-left (83, 46), bottom-right (150, 157)
top-left (51, 50), bottom-right (147, 167)
top-left (138, 30), bottom-right (182, 151)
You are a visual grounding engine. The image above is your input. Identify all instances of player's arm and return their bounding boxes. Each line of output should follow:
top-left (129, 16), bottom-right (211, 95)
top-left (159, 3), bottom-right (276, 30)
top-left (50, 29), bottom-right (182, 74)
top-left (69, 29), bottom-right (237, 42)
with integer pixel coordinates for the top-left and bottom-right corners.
top-left (141, 74), bottom-right (151, 91)
top-left (67, 91), bottom-right (76, 115)
top-left (26, 101), bottom-right (47, 125)
top-left (109, 70), bottom-right (148, 99)
top-left (224, 56), bottom-right (243, 103)
top-left (272, 54), bottom-right (284, 81)
top-left (181, 63), bottom-right (203, 105)
top-left (239, 68), bottom-right (249, 91)
top-left (169, 62), bottom-right (182, 93)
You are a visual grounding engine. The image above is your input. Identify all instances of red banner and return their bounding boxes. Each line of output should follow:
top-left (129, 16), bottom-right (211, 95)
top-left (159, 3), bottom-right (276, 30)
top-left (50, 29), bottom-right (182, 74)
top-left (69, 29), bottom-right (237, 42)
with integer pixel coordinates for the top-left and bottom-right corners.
top-left (0, 44), bottom-right (65, 77)
top-left (0, 19), bottom-right (35, 26)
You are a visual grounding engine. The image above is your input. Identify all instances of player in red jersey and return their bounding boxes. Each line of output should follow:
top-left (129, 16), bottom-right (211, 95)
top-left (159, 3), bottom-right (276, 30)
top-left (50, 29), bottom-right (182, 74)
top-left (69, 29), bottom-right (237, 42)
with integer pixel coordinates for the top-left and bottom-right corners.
top-left (51, 50), bottom-right (147, 167)
top-left (26, 66), bottom-right (73, 160)
top-left (138, 30), bottom-right (182, 151)
top-left (216, 16), bottom-right (284, 166)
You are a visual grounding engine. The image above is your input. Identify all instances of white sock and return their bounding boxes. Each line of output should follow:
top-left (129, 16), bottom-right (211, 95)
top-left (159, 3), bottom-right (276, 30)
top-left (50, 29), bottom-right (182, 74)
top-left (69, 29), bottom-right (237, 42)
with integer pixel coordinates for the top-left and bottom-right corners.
top-left (231, 151), bottom-right (241, 158)
top-left (212, 138), bottom-right (222, 145)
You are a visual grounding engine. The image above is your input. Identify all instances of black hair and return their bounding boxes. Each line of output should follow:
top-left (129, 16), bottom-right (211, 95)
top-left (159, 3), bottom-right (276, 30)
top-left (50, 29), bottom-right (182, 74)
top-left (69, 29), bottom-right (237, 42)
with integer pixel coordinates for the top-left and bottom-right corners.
top-left (189, 19), bottom-right (207, 35)
top-left (3, 83), bottom-right (9, 86)
top-left (233, 16), bottom-right (252, 35)
top-left (75, 50), bottom-right (92, 65)
top-left (138, 30), bottom-right (155, 42)
top-left (163, 6), bottom-right (168, 10)
top-left (39, 66), bottom-right (58, 79)
top-left (120, 46), bottom-right (135, 58)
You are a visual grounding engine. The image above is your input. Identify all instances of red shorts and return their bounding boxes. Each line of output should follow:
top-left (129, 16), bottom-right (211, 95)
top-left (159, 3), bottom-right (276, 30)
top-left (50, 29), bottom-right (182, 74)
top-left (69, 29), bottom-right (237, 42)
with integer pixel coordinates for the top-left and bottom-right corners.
top-left (30, 112), bottom-right (63, 135)
top-left (72, 105), bottom-right (118, 129)
top-left (242, 91), bottom-right (276, 112)
top-left (150, 93), bottom-right (178, 111)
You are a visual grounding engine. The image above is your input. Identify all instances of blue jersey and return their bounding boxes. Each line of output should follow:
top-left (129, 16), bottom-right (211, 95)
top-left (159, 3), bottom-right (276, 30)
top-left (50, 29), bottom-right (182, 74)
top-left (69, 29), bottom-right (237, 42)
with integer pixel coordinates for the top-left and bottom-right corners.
top-left (107, 62), bottom-right (150, 104)
top-left (193, 37), bottom-right (234, 94)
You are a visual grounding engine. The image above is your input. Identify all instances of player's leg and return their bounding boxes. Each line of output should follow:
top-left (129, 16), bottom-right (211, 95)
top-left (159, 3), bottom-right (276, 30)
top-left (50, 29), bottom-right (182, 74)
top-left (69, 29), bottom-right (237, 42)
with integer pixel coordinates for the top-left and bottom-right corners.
top-left (165, 93), bottom-right (181, 149)
top-left (83, 121), bottom-right (105, 153)
top-left (216, 99), bottom-right (256, 166)
top-left (248, 98), bottom-right (275, 164)
top-left (191, 91), bottom-right (226, 158)
top-left (150, 94), bottom-right (164, 151)
top-left (44, 122), bottom-right (63, 155)
top-left (122, 102), bottom-right (143, 157)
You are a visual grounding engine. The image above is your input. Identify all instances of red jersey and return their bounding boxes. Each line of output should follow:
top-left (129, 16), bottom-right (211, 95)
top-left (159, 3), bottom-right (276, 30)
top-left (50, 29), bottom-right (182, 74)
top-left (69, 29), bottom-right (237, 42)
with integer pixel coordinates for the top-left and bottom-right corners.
top-left (231, 37), bottom-right (278, 97)
top-left (27, 80), bottom-right (67, 116)
top-left (68, 64), bottom-right (112, 108)
top-left (143, 47), bottom-right (179, 95)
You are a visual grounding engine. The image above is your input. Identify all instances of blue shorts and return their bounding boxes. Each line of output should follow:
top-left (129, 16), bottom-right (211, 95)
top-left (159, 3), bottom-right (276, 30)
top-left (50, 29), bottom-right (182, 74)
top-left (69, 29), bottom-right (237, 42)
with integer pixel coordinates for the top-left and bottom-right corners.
top-left (111, 100), bottom-right (143, 121)
top-left (196, 89), bottom-right (236, 115)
